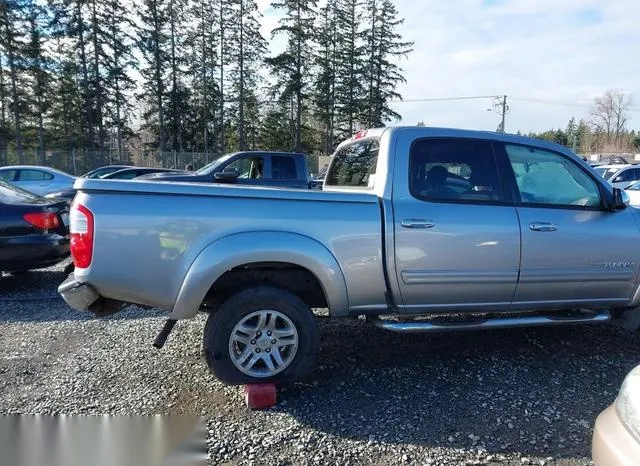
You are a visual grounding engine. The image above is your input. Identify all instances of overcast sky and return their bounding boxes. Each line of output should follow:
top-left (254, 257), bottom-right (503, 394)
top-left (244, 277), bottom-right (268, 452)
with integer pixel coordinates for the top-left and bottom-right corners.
top-left (256, 0), bottom-right (640, 134)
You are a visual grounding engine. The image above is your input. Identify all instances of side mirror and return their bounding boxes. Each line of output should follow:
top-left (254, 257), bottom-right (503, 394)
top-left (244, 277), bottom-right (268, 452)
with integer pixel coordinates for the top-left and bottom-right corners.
top-left (613, 176), bottom-right (623, 183)
top-left (612, 187), bottom-right (630, 210)
top-left (214, 169), bottom-right (239, 181)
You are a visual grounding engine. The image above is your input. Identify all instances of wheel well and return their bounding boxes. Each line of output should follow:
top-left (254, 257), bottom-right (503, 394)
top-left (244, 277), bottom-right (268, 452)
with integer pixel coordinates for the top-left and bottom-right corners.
top-left (202, 262), bottom-right (328, 311)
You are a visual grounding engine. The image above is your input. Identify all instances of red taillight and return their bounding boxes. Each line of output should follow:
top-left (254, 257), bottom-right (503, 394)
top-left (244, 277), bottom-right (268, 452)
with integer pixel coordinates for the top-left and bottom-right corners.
top-left (23, 212), bottom-right (60, 230)
top-left (70, 204), bottom-right (94, 269)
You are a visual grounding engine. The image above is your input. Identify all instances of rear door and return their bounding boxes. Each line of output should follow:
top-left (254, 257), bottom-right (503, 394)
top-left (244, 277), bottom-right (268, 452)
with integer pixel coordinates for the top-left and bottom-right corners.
top-left (266, 155), bottom-right (307, 188)
top-left (499, 142), bottom-right (639, 308)
top-left (15, 169), bottom-right (55, 195)
top-left (392, 136), bottom-right (521, 312)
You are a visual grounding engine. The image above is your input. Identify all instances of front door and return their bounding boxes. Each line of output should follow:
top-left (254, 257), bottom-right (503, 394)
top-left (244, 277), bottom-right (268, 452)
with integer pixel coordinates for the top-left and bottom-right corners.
top-left (393, 136), bottom-right (521, 313)
top-left (500, 142), bottom-right (639, 308)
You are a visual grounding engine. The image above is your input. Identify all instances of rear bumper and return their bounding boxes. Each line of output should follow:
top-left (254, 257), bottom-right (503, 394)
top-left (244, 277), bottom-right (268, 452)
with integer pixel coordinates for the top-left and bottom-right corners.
top-left (592, 405), bottom-right (640, 465)
top-left (58, 273), bottom-right (128, 316)
top-left (58, 274), bottom-right (101, 311)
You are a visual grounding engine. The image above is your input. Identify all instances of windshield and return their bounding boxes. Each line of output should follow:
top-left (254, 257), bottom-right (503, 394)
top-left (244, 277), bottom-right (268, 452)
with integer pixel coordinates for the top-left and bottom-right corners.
top-left (0, 179), bottom-right (41, 203)
top-left (594, 167), bottom-right (621, 179)
top-left (195, 154), bottom-right (235, 174)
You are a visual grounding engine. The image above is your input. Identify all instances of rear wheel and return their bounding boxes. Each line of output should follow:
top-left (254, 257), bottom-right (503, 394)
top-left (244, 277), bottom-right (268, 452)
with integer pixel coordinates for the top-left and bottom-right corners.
top-left (203, 286), bottom-right (319, 386)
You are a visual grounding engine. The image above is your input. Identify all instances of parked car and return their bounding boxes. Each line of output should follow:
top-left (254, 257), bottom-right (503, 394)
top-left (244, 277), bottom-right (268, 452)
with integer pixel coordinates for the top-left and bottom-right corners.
top-left (0, 165), bottom-right (76, 196)
top-left (0, 180), bottom-right (70, 273)
top-left (58, 126), bottom-right (640, 387)
top-left (139, 151), bottom-right (312, 189)
top-left (625, 180), bottom-right (640, 207)
top-left (82, 165), bottom-right (133, 179)
top-left (102, 167), bottom-right (187, 180)
top-left (43, 166), bottom-right (178, 200)
top-left (592, 363), bottom-right (640, 464)
top-left (594, 164), bottom-right (640, 189)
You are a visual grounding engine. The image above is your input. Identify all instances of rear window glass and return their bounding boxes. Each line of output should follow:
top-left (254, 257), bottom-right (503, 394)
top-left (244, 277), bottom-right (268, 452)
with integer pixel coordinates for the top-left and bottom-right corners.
top-left (0, 180), bottom-right (40, 203)
top-left (18, 169), bottom-right (54, 181)
top-left (325, 140), bottom-right (379, 188)
top-left (271, 156), bottom-right (298, 179)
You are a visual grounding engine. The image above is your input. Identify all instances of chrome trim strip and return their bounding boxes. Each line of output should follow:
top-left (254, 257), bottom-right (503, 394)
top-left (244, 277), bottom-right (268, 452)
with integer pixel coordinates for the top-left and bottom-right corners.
top-left (401, 270), bottom-right (518, 285)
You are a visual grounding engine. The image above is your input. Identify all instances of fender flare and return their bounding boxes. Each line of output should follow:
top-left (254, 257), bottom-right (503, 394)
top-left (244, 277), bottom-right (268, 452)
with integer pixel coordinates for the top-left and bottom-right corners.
top-left (169, 231), bottom-right (349, 319)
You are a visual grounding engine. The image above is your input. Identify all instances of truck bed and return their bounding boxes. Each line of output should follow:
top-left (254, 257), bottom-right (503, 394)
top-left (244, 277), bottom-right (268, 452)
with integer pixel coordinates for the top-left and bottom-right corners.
top-left (72, 178), bottom-right (388, 314)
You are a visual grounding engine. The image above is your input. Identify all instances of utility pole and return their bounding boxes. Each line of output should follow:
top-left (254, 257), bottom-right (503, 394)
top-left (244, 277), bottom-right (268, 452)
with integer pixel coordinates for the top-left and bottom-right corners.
top-left (493, 95), bottom-right (508, 133)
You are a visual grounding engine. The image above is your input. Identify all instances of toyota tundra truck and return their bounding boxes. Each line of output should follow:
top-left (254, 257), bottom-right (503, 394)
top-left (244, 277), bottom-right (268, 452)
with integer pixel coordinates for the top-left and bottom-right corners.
top-left (58, 127), bottom-right (640, 386)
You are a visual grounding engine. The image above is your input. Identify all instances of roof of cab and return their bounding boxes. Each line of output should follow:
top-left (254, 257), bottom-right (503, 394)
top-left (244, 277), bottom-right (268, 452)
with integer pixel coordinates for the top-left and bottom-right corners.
top-left (333, 126), bottom-right (582, 159)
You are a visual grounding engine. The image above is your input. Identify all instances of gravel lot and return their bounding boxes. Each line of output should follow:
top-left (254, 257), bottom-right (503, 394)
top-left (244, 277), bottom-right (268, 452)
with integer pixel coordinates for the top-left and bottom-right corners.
top-left (1, 261), bottom-right (640, 465)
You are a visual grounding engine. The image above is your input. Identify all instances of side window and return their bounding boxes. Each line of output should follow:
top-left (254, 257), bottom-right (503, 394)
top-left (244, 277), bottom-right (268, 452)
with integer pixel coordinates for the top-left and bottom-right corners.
top-left (325, 140), bottom-right (379, 188)
top-left (616, 168), bottom-right (640, 183)
top-left (18, 170), bottom-right (53, 181)
top-left (409, 138), bottom-right (503, 203)
top-left (271, 156), bottom-right (298, 180)
top-left (0, 170), bottom-right (17, 181)
top-left (504, 144), bottom-right (601, 208)
top-left (224, 157), bottom-right (264, 179)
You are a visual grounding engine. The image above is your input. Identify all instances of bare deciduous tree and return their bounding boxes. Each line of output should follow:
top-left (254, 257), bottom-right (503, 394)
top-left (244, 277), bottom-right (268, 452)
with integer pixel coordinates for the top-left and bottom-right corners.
top-left (590, 90), bottom-right (633, 150)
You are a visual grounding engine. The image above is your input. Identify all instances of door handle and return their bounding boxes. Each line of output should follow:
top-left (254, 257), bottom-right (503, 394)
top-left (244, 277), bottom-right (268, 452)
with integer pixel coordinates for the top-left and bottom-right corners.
top-left (401, 219), bottom-right (435, 229)
top-left (529, 222), bottom-right (559, 232)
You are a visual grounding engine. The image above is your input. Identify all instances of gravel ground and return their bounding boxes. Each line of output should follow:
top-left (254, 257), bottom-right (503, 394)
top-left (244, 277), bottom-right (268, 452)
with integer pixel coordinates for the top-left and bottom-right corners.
top-left (1, 261), bottom-right (640, 466)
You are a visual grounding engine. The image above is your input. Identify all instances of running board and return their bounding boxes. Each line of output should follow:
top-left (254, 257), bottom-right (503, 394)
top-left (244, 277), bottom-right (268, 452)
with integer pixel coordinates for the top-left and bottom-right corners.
top-left (367, 309), bottom-right (611, 333)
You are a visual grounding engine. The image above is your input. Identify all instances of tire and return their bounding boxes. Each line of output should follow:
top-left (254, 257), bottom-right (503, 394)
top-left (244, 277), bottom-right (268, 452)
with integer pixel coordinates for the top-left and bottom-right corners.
top-left (203, 286), bottom-right (319, 386)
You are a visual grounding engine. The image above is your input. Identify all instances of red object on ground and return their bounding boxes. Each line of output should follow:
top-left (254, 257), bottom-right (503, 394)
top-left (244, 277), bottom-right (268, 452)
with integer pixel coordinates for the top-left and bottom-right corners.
top-left (244, 383), bottom-right (277, 410)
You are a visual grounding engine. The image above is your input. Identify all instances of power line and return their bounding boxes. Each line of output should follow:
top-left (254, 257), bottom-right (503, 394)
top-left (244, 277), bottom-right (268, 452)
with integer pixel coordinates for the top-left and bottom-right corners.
top-left (391, 95), bottom-right (497, 103)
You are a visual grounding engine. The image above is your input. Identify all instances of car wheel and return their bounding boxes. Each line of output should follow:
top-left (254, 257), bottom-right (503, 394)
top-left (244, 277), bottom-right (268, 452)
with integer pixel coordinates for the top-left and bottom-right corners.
top-left (203, 286), bottom-right (319, 386)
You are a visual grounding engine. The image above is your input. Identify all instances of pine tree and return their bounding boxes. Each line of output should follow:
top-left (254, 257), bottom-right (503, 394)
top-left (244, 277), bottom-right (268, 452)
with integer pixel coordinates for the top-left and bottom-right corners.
top-left (138, 0), bottom-right (170, 152)
top-left (224, 0), bottom-right (267, 151)
top-left (104, 0), bottom-right (137, 159)
top-left (363, 0), bottom-right (413, 127)
top-left (313, 2), bottom-right (337, 154)
top-left (333, 0), bottom-right (366, 139)
top-left (184, 0), bottom-right (221, 157)
top-left (25, 1), bottom-right (51, 164)
top-left (268, 0), bottom-right (318, 152)
top-left (0, 1), bottom-right (26, 162)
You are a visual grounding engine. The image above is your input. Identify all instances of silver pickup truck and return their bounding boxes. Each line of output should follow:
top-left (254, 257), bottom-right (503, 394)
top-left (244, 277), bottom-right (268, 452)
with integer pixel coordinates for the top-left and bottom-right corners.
top-left (59, 127), bottom-right (640, 386)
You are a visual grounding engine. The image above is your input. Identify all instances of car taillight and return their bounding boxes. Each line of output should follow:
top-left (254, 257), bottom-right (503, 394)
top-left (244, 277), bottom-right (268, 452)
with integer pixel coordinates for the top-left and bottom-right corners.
top-left (23, 212), bottom-right (60, 230)
top-left (70, 204), bottom-right (94, 269)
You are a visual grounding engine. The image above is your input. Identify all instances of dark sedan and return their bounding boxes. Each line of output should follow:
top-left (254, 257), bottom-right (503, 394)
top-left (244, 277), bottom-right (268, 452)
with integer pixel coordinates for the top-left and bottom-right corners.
top-left (44, 167), bottom-right (184, 201)
top-left (0, 180), bottom-right (70, 273)
top-left (101, 167), bottom-right (187, 180)
top-left (82, 164), bottom-right (133, 179)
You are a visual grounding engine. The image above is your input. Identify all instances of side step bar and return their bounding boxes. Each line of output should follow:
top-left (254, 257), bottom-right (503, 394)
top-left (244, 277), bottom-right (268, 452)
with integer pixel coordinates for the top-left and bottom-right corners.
top-left (367, 309), bottom-right (611, 333)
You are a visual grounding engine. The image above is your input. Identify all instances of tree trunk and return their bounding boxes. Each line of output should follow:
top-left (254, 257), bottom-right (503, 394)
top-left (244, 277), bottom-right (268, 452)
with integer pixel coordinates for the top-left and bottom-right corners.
top-left (76, 2), bottom-right (95, 156)
top-left (0, 51), bottom-right (7, 163)
top-left (200, 0), bottom-right (208, 155)
top-left (2, 11), bottom-right (24, 163)
top-left (368, 1), bottom-right (376, 127)
top-left (294, 1), bottom-right (302, 152)
top-left (110, 8), bottom-right (124, 159)
top-left (169, 0), bottom-right (181, 152)
top-left (219, 1), bottom-right (225, 154)
top-left (150, 0), bottom-right (165, 152)
top-left (91, 0), bottom-right (105, 163)
top-left (238, 0), bottom-right (246, 150)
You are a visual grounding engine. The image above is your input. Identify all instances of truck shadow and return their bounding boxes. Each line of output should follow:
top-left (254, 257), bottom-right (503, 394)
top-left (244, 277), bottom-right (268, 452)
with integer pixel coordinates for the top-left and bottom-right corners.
top-left (275, 321), bottom-right (640, 461)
